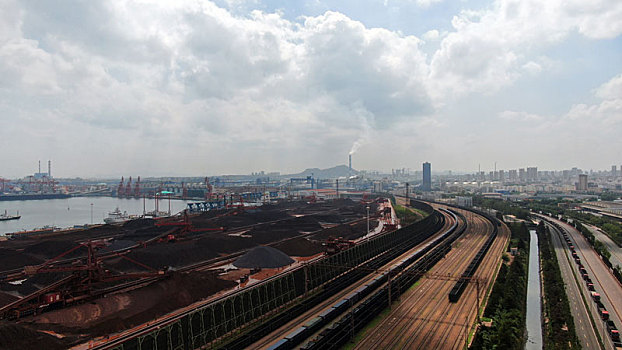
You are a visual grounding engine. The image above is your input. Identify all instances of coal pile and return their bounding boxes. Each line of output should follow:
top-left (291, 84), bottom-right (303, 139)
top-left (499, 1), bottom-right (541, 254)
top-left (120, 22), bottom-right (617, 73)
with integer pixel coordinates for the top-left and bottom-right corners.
top-left (0, 324), bottom-right (66, 350)
top-left (109, 241), bottom-right (219, 271)
top-left (0, 292), bottom-right (18, 308)
top-left (196, 234), bottom-right (257, 254)
top-left (310, 220), bottom-right (379, 241)
top-left (0, 272), bottom-right (69, 296)
top-left (273, 238), bottom-right (324, 257)
top-left (248, 216), bottom-right (323, 244)
top-left (233, 246), bottom-right (294, 268)
top-left (121, 225), bottom-right (173, 240)
top-left (0, 248), bottom-right (42, 270)
top-left (100, 239), bottom-right (136, 253)
top-left (122, 218), bottom-right (155, 229)
top-left (24, 240), bottom-right (85, 260)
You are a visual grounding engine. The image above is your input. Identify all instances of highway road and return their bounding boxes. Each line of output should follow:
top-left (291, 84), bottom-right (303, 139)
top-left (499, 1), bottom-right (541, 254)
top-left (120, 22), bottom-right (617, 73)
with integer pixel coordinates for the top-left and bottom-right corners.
top-left (546, 220), bottom-right (601, 350)
top-left (585, 224), bottom-right (622, 269)
top-left (548, 216), bottom-right (622, 349)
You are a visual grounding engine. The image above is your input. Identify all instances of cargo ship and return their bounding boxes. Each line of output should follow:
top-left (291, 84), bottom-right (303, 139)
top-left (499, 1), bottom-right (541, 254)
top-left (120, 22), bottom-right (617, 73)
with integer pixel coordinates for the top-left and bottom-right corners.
top-left (104, 207), bottom-right (131, 224)
top-left (0, 210), bottom-right (20, 221)
top-left (0, 193), bottom-right (71, 201)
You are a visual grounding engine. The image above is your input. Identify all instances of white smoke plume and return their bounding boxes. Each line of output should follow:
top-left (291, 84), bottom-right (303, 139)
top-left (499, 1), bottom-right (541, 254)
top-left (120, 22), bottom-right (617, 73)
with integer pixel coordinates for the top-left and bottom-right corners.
top-left (349, 109), bottom-right (372, 155)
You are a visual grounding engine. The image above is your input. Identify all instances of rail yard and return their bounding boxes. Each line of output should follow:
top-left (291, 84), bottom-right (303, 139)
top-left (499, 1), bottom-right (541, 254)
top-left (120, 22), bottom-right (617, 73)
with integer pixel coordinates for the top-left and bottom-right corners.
top-left (354, 204), bottom-right (509, 349)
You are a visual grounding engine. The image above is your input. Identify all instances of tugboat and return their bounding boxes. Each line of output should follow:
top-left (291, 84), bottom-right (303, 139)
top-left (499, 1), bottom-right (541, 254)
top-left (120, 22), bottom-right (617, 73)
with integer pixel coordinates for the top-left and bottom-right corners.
top-left (0, 210), bottom-right (20, 221)
top-left (104, 207), bottom-right (129, 224)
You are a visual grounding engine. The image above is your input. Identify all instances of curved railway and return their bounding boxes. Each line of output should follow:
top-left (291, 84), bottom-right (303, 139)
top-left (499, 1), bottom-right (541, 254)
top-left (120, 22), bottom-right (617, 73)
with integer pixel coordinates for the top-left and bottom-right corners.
top-left (354, 204), bottom-right (509, 350)
top-left (249, 207), bottom-right (461, 349)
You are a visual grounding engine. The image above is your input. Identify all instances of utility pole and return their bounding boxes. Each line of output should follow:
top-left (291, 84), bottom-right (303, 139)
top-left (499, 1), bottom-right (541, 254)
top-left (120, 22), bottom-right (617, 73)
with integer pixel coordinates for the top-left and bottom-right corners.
top-left (405, 182), bottom-right (409, 201)
top-left (366, 205), bottom-right (370, 236)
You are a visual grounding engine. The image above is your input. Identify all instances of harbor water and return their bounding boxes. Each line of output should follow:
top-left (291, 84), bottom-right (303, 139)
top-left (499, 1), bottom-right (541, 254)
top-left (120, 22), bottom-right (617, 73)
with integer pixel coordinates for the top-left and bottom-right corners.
top-left (0, 196), bottom-right (191, 235)
top-left (525, 229), bottom-right (543, 350)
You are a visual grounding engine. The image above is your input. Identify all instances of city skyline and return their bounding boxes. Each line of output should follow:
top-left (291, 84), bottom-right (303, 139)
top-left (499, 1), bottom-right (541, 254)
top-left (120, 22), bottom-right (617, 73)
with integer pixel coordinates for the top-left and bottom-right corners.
top-left (1, 1), bottom-right (621, 178)
top-left (5, 158), bottom-right (622, 180)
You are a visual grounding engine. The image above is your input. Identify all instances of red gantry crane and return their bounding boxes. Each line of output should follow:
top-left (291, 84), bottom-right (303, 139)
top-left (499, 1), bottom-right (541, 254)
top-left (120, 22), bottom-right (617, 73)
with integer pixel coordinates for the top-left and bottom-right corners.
top-left (0, 241), bottom-right (165, 319)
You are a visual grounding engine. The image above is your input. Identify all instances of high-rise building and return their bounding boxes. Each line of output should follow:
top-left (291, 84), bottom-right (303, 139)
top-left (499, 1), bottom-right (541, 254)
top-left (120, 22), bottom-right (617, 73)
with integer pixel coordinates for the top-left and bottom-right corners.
top-left (527, 167), bottom-right (538, 181)
top-left (509, 169), bottom-right (517, 181)
top-left (612, 165), bottom-right (617, 177)
top-left (499, 170), bottom-right (505, 182)
top-left (519, 168), bottom-right (526, 182)
top-left (577, 174), bottom-right (588, 191)
top-left (422, 162), bottom-right (431, 191)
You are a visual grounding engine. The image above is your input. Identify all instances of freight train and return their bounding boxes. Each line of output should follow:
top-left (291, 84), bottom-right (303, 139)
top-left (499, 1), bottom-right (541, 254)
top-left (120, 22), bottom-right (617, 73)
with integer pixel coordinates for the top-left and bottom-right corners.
top-left (267, 207), bottom-right (465, 350)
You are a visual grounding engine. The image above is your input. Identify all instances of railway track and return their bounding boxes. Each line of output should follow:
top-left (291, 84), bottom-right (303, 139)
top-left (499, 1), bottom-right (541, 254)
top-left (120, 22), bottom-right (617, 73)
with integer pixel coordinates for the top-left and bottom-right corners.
top-left (354, 205), bottom-right (508, 350)
top-left (356, 211), bottom-right (489, 349)
top-left (249, 208), bottom-right (459, 349)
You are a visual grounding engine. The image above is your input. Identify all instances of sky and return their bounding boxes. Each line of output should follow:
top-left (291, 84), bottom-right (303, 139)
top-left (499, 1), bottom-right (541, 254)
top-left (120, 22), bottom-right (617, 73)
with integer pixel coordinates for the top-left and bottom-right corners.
top-left (1, 0), bottom-right (621, 178)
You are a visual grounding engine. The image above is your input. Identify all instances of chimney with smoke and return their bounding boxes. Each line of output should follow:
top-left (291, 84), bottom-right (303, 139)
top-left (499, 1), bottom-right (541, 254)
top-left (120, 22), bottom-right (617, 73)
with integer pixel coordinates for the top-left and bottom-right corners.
top-left (349, 154), bottom-right (352, 173)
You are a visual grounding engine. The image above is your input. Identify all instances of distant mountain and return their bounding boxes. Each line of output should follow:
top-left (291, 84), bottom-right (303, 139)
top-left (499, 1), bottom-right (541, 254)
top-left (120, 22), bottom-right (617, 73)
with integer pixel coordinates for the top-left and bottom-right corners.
top-left (285, 165), bottom-right (358, 179)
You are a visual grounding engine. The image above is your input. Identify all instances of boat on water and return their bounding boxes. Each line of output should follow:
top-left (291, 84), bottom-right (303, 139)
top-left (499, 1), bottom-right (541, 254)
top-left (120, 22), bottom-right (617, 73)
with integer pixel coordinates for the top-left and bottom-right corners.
top-left (0, 210), bottom-right (20, 221)
top-left (104, 207), bottom-right (130, 224)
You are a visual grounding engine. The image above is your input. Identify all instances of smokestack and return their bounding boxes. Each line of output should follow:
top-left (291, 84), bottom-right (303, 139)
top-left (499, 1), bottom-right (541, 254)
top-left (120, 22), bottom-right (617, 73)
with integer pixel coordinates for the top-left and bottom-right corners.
top-left (38, 160), bottom-right (41, 174)
top-left (349, 154), bottom-right (352, 172)
top-left (48, 160), bottom-right (51, 177)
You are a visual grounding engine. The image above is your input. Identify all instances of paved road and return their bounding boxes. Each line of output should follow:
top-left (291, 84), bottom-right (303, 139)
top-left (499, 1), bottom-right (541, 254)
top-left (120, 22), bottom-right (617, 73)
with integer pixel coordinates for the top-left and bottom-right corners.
top-left (553, 218), bottom-right (622, 349)
top-left (558, 219), bottom-right (622, 325)
top-left (585, 224), bottom-right (622, 269)
top-left (546, 221), bottom-right (601, 350)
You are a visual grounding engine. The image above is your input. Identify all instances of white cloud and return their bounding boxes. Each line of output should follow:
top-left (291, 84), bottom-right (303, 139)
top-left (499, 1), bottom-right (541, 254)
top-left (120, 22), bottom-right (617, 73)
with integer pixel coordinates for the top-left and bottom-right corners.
top-left (427, 0), bottom-right (622, 101)
top-left (495, 73), bottom-right (622, 166)
top-left (0, 0), bottom-right (621, 176)
top-left (595, 73), bottom-right (622, 100)
top-left (422, 29), bottom-right (440, 42)
top-left (498, 110), bottom-right (543, 122)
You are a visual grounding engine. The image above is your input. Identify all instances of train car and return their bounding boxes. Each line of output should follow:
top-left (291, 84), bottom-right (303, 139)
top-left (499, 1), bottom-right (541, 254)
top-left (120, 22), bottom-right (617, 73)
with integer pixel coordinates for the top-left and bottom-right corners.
top-left (285, 326), bottom-right (309, 345)
top-left (333, 299), bottom-right (349, 313)
top-left (266, 338), bottom-right (290, 350)
top-left (318, 306), bottom-right (338, 320)
top-left (304, 317), bottom-right (324, 333)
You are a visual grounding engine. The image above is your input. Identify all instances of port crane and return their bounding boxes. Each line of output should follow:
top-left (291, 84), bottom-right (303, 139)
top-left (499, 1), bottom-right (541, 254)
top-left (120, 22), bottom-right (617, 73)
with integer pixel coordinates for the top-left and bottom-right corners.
top-left (0, 241), bottom-right (165, 319)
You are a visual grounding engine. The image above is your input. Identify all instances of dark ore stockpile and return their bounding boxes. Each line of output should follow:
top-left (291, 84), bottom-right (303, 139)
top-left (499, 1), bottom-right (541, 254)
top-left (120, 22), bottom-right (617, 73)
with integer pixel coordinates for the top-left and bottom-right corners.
top-left (233, 246), bottom-right (295, 268)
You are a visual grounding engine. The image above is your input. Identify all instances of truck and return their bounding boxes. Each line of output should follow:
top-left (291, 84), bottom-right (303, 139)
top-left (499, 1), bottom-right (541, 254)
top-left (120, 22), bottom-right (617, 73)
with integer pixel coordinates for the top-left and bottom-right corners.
top-left (591, 291), bottom-right (601, 302)
top-left (607, 320), bottom-right (620, 341)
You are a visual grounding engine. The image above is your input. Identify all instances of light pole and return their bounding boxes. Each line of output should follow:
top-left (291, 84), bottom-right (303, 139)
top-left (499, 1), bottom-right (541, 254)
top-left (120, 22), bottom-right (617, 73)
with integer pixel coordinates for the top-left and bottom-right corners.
top-left (90, 203), bottom-right (93, 224)
top-left (366, 205), bottom-right (370, 235)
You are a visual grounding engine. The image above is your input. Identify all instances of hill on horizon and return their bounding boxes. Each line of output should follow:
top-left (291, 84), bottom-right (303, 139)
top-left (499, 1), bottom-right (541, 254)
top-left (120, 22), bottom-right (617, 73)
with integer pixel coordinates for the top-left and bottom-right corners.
top-left (285, 165), bottom-right (358, 179)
